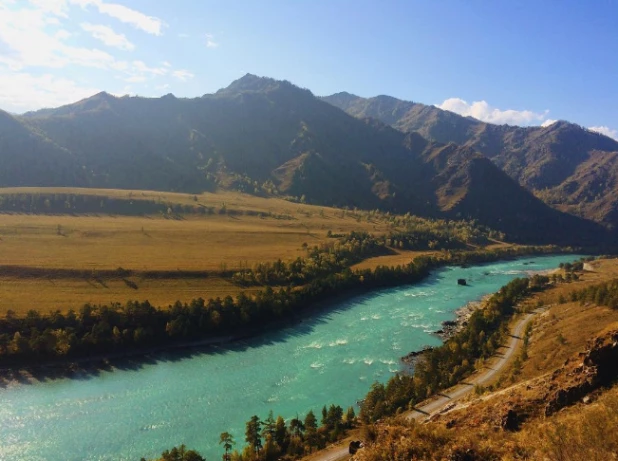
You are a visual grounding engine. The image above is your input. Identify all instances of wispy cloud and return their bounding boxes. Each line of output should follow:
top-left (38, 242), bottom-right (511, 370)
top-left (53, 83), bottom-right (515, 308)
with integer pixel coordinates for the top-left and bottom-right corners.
top-left (172, 69), bottom-right (194, 81)
top-left (27, 0), bottom-right (70, 18)
top-left (0, 4), bottom-right (116, 70)
top-left (132, 60), bottom-right (168, 76)
top-left (73, 0), bottom-right (166, 35)
top-left (541, 119), bottom-right (557, 127)
top-left (0, 2), bottom-right (193, 111)
top-left (205, 33), bottom-right (219, 48)
top-left (0, 72), bottom-right (99, 110)
top-left (437, 97), bottom-right (550, 126)
top-left (589, 126), bottom-right (618, 141)
top-left (80, 22), bottom-right (135, 50)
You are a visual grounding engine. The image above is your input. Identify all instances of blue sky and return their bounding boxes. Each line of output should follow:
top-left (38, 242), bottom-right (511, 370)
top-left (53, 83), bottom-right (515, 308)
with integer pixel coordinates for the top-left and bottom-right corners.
top-left (1, 0), bottom-right (616, 139)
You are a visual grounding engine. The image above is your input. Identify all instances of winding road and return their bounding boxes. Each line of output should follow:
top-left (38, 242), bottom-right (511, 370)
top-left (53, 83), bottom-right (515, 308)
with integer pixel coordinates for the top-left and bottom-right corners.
top-left (309, 308), bottom-right (544, 461)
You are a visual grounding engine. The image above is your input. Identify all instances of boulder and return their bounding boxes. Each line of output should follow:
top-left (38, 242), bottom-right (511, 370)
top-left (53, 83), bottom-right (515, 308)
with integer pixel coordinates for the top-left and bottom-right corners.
top-left (349, 440), bottom-right (362, 454)
top-left (501, 409), bottom-right (518, 431)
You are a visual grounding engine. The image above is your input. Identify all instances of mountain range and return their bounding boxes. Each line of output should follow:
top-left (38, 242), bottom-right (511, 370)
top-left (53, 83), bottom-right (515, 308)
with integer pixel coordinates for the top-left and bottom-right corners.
top-left (323, 92), bottom-right (618, 228)
top-left (0, 74), bottom-right (614, 246)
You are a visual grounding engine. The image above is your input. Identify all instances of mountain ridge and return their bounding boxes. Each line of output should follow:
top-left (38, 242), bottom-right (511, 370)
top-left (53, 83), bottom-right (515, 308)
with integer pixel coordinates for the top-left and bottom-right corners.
top-left (0, 74), bottom-right (611, 245)
top-left (323, 92), bottom-right (618, 228)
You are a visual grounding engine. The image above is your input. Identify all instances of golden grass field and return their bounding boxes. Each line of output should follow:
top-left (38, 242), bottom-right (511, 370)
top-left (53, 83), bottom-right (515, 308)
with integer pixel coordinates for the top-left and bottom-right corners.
top-left (0, 188), bottom-right (406, 314)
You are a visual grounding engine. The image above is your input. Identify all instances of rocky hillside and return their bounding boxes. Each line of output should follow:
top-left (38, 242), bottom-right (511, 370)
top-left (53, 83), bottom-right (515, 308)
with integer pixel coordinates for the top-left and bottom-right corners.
top-left (323, 93), bottom-right (618, 228)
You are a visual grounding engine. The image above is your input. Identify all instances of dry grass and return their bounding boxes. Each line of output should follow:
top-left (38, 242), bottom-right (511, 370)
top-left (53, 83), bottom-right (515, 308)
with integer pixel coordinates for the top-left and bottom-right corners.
top-left (0, 276), bottom-right (267, 316)
top-left (351, 249), bottom-right (436, 271)
top-left (353, 258), bottom-right (618, 461)
top-left (513, 258), bottom-right (618, 382)
top-left (0, 193), bottom-right (394, 271)
top-left (0, 189), bottom-right (398, 314)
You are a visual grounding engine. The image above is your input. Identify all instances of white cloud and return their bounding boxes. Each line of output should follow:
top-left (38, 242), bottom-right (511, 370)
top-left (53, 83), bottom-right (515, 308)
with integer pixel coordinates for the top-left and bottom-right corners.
top-left (436, 97), bottom-right (550, 126)
top-left (80, 22), bottom-right (134, 50)
top-left (541, 119), bottom-right (557, 127)
top-left (0, 4), bottom-right (117, 70)
top-left (0, 72), bottom-right (99, 111)
top-left (123, 75), bottom-right (146, 83)
top-left (172, 69), bottom-right (194, 81)
top-left (205, 33), bottom-right (219, 48)
top-left (74, 0), bottom-right (166, 35)
top-left (27, 0), bottom-right (69, 17)
top-left (589, 126), bottom-right (618, 141)
top-left (0, 1), bottom-right (192, 111)
top-left (54, 29), bottom-right (72, 40)
top-left (132, 60), bottom-right (168, 76)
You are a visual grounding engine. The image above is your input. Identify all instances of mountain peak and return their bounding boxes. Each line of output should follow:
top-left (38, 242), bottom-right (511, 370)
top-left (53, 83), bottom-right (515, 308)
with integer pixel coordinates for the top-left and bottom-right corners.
top-left (218, 73), bottom-right (280, 94)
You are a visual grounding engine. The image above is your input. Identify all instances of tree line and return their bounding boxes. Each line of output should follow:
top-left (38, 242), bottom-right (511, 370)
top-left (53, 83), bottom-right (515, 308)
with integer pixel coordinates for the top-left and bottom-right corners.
top-left (568, 277), bottom-right (618, 309)
top-left (0, 245), bottom-right (565, 366)
top-left (359, 275), bottom-right (550, 423)
top-left (145, 404), bottom-right (356, 461)
top-left (141, 265), bottom-right (574, 461)
top-left (0, 192), bottom-right (291, 219)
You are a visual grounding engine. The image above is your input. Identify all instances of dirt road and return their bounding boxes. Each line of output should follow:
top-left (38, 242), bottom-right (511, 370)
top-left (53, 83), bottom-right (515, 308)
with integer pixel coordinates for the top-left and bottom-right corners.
top-left (308, 308), bottom-right (542, 461)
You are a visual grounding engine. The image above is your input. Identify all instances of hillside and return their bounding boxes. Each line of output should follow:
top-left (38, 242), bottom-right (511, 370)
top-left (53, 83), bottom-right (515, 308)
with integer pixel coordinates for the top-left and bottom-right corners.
top-left (0, 110), bottom-right (89, 187)
top-left (0, 75), bottom-right (608, 244)
top-left (323, 93), bottom-right (618, 228)
top-left (344, 258), bottom-right (618, 461)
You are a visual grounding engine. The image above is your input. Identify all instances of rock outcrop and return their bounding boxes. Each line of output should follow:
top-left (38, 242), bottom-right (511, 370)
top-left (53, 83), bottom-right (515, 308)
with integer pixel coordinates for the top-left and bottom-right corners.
top-left (545, 329), bottom-right (618, 416)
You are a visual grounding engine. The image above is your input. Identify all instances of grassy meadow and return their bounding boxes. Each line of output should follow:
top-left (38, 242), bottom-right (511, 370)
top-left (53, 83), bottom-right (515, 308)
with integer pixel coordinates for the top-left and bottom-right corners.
top-left (0, 187), bottom-right (417, 314)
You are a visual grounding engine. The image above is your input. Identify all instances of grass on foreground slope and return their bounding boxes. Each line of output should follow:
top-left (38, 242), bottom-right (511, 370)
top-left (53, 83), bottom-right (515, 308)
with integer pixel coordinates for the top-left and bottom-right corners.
top-left (352, 258), bottom-right (618, 461)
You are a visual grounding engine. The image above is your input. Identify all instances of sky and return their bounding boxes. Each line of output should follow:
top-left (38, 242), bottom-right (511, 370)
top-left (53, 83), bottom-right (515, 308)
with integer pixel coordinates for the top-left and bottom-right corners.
top-left (1, 0), bottom-right (617, 139)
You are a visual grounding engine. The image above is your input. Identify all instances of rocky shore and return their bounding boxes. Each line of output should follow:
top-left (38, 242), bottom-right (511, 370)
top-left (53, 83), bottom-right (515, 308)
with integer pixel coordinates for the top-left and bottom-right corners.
top-left (401, 295), bottom-right (489, 369)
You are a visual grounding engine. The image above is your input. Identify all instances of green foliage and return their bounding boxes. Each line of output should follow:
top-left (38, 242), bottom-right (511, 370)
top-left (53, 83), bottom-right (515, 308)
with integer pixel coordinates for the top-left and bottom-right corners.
top-left (359, 275), bottom-right (547, 423)
top-left (149, 445), bottom-right (205, 461)
top-left (0, 246), bottom-right (566, 366)
top-left (220, 432), bottom-right (235, 461)
top-left (568, 278), bottom-right (618, 309)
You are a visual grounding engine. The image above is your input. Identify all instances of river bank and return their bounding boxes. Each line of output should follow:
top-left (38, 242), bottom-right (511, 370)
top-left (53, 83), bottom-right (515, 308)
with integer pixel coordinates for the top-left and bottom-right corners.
top-left (399, 295), bottom-right (489, 368)
top-left (0, 250), bottom-right (579, 386)
top-left (0, 255), bottom-right (586, 461)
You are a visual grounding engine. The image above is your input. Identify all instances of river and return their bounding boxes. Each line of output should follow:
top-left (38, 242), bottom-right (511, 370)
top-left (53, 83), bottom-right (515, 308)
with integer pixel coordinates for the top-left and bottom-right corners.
top-left (0, 255), bottom-right (582, 460)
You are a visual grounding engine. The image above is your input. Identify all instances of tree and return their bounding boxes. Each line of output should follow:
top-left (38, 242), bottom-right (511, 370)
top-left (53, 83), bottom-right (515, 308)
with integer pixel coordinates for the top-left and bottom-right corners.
top-left (345, 406), bottom-right (356, 427)
top-left (220, 432), bottom-right (234, 461)
top-left (304, 410), bottom-right (319, 451)
top-left (159, 445), bottom-right (205, 461)
top-left (245, 415), bottom-right (262, 454)
top-left (289, 415), bottom-right (305, 438)
top-left (274, 415), bottom-right (287, 450)
top-left (261, 410), bottom-right (276, 440)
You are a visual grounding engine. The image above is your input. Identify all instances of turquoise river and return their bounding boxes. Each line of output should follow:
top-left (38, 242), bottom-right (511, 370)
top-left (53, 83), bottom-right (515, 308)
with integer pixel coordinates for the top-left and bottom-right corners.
top-left (0, 255), bottom-right (582, 460)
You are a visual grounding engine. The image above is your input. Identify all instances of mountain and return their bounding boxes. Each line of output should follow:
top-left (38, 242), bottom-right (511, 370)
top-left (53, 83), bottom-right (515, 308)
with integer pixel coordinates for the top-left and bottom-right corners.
top-left (0, 74), bottom-right (609, 244)
top-left (0, 109), bottom-right (89, 187)
top-left (323, 93), bottom-right (618, 228)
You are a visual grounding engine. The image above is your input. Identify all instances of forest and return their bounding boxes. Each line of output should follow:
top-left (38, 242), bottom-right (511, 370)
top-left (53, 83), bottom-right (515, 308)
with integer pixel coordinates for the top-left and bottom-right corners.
top-left (146, 405), bottom-right (356, 461)
top-left (0, 245), bottom-right (564, 365)
top-left (140, 262), bottom-right (595, 461)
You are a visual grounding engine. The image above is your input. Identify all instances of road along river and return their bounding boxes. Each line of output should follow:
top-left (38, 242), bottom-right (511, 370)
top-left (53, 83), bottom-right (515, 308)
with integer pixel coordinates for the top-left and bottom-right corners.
top-left (0, 255), bottom-right (582, 461)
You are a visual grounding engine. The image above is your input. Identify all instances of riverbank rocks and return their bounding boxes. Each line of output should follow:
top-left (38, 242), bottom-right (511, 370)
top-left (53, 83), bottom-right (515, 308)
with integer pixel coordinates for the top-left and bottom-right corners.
top-left (401, 346), bottom-right (434, 366)
top-left (457, 279), bottom-right (467, 286)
